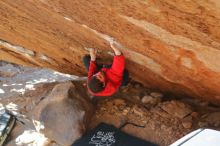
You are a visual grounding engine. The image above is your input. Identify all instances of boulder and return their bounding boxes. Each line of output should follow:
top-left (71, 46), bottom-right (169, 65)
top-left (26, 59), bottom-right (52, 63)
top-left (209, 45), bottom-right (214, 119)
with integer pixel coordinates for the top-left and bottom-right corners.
top-left (182, 116), bottom-right (193, 129)
top-left (160, 101), bottom-right (192, 119)
top-left (150, 92), bottom-right (163, 99)
top-left (204, 112), bottom-right (220, 127)
top-left (32, 82), bottom-right (93, 145)
top-left (182, 121), bottom-right (192, 129)
top-left (141, 95), bottom-right (161, 105)
top-left (1, 0), bottom-right (220, 103)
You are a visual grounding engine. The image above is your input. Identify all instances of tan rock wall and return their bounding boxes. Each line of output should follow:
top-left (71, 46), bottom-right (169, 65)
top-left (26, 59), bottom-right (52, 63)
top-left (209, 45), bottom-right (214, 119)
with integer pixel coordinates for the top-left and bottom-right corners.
top-left (0, 0), bottom-right (220, 103)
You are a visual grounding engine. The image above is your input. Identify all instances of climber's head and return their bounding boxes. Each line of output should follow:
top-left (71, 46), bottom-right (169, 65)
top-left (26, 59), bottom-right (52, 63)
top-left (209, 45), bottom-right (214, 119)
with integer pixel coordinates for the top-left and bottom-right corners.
top-left (88, 71), bottom-right (106, 93)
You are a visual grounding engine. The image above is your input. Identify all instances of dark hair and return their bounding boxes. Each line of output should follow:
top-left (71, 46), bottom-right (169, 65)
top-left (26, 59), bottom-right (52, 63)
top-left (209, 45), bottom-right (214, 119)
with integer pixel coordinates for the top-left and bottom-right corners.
top-left (88, 76), bottom-right (104, 93)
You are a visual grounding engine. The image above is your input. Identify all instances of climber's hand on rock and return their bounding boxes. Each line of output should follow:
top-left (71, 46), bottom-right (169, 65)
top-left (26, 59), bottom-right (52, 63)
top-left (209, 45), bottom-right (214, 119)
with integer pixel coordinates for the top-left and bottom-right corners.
top-left (89, 48), bottom-right (97, 61)
top-left (110, 42), bottom-right (121, 56)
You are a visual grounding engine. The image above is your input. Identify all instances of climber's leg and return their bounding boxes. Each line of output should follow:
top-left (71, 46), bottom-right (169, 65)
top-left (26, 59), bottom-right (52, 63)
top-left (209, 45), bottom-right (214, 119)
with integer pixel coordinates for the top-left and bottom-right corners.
top-left (82, 55), bottom-right (103, 71)
top-left (83, 55), bottom-right (91, 71)
top-left (121, 69), bottom-right (129, 86)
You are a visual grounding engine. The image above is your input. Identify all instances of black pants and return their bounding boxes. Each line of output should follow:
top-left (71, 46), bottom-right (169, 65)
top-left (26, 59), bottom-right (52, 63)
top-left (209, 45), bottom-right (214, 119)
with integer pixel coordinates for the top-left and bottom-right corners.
top-left (83, 55), bottom-right (129, 86)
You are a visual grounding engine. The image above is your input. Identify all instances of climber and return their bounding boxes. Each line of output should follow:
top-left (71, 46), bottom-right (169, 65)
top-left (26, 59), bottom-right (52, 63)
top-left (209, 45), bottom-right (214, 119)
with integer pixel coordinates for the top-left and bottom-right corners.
top-left (83, 42), bottom-right (129, 97)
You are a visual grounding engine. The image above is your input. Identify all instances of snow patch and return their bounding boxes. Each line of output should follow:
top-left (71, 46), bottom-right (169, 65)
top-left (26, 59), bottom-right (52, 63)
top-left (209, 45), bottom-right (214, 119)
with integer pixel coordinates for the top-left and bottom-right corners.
top-left (10, 88), bottom-right (26, 95)
top-left (38, 53), bottom-right (50, 61)
top-left (0, 61), bottom-right (86, 98)
top-left (64, 16), bottom-right (73, 21)
top-left (15, 130), bottom-right (49, 146)
top-left (0, 88), bottom-right (5, 94)
top-left (0, 39), bottom-right (35, 56)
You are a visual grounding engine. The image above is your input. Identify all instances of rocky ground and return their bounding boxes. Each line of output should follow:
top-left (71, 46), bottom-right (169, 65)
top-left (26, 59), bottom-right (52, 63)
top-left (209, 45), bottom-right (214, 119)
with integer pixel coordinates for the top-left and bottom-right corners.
top-left (1, 61), bottom-right (220, 146)
top-left (90, 82), bottom-right (220, 145)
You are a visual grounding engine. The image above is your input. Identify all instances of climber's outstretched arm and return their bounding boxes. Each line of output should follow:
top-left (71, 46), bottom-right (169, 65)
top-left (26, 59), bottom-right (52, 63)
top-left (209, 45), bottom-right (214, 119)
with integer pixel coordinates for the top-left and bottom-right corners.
top-left (110, 42), bottom-right (122, 56)
top-left (88, 48), bottom-right (97, 80)
top-left (109, 43), bottom-right (125, 76)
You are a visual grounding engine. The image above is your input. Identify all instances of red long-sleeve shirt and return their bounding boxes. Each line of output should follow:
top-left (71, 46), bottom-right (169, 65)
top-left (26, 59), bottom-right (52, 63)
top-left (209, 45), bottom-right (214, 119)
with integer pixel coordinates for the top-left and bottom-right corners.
top-left (88, 55), bottom-right (125, 96)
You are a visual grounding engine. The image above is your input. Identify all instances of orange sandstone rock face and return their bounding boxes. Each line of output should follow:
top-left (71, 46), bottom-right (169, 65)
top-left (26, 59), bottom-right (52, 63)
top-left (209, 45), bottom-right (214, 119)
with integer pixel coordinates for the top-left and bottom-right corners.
top-left (0, 0), bottom-right (220, 103)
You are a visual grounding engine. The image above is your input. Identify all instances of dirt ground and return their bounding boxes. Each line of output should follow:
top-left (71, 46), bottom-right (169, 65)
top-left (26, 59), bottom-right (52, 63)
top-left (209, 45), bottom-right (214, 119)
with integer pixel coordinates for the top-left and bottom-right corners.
top-left (88, 80), bottom-right (220, 145)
